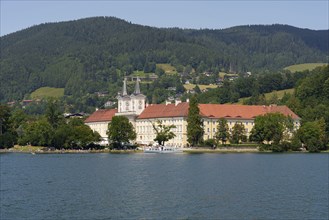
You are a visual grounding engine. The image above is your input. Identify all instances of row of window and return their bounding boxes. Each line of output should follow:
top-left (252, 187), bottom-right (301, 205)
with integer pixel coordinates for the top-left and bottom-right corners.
top-left (136, 125), bottom-right (183, 133)
top-left (137, 119), bottom-right (183, 124)
top-left (204, 121), bottom-right (254, 126)
top-left (205, 128), bottom-right (249, 133)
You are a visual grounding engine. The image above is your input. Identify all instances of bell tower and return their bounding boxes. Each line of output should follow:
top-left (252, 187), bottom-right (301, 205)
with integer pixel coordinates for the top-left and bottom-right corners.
top-left (117, 77), bottom-right (131, 113)
top-left (130, 77), bottom-right (146, 115)
top-left (116, 77), bottom-right (146, 125)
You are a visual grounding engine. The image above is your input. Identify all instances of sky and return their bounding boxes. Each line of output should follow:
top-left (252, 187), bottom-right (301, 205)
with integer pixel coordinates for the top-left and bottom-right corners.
top-left (1, 0), bottom-right (328, 36)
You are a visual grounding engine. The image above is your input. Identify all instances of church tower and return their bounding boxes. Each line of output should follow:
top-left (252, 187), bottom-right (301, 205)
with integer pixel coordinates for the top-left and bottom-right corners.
top-left (117, 77), bottom-right (131, 113)
top-left (130, 77), bottom-right (146, 115)
top-left (116, 77), bottom-right (146, 125)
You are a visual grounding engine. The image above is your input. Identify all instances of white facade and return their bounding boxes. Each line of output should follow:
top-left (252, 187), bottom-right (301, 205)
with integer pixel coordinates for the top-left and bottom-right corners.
top-left (135, 117), bottom-right (187, 147)
top-left (85, 121), bottom-right (110, 145)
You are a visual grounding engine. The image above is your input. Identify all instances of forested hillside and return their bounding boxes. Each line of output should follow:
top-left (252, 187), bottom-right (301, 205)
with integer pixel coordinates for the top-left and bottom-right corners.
top-left (1, 16), bottom-right (328, 103)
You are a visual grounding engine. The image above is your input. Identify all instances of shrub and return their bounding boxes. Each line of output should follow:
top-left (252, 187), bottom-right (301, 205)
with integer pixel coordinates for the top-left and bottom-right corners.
top-left (0, 132), bottom-right (17, 149)
top-left (204, 139), bottom-right (216, 148)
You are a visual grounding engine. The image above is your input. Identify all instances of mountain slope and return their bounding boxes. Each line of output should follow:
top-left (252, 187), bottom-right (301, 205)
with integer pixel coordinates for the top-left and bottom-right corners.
top-left (0, 16), bottom-right (328, 102)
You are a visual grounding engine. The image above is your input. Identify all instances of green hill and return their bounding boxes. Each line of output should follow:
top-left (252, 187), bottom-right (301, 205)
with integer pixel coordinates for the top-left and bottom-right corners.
top-left (284, 63), bottom-right (328, 72)
top-left (1, 16), bottom-right (328, 102)
top-left (237, 88), bottom-right (295, 104)
top-left (156, 64), bottom-right (177, 74)
top-left (31, 87), bottom-right (64, 99)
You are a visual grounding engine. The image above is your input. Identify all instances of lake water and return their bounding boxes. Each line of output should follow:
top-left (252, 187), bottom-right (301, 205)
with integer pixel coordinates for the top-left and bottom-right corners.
top-left (1, 153), bottom-right (328, 219)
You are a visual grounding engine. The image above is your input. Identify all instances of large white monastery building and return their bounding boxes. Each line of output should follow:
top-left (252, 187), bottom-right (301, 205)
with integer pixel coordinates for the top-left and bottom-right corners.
top-left (85, 78), bottom-right (300, 146)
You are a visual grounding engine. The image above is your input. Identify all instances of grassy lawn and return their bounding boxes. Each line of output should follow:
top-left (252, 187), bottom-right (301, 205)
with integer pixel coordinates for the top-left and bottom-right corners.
top-left (237, 88), bottom-right (294, 104)
top-left (31, 87), bottom-right (64, 99)
top-left (156, 63), bottom-right (177, 74)
top-left (12, 145), bottom-right (44, 152)
top-left (131, 71), bottom-right (147, 77)
top-left (184, 84), bottom-right (218, 90)
top-left (218, 72), bottom-right (227, 78)
top-left (284, 63), bottom-right (328, 73)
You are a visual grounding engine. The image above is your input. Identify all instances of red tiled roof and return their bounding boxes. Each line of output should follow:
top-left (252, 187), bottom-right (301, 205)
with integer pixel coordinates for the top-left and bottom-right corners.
top-left (85, 103), bottom-right (299, 121)
top-left (137, 102), bottom-right (189, 119)
top-left (199, 104), bottom-right (300, 120)
top-left (84, 109), bottom-right (118, 123)
top-left (138, 103), bottom-right (300, 120)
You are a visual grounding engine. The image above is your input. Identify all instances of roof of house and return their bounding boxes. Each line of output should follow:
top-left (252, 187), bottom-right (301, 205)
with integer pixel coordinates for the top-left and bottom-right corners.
top-left (199, 104), bottom-right (300, 120)
top-left (85, 103), bottom-right (299, 122)
top-left (84, 109), bottom-right (118, 123)
top-left (138, 103), bottom-right (300, 120)
top-left (137, 102), bottom-right (189, 119)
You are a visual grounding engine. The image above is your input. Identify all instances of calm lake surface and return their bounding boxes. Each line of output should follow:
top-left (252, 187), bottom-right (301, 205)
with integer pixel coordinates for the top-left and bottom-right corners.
top-left (1, 153), bottom-right (328, 220)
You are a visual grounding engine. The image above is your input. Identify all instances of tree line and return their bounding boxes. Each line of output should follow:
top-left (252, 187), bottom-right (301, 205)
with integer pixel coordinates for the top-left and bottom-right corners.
top-left (1, 95), bottom-right (328, 152)
top-left (0, 100), bottom-right (101, 150)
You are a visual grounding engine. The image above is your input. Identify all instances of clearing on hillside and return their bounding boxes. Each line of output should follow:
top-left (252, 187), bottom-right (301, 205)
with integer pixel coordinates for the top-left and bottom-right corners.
top-left (131, 71), bottom-right (147, 77)
top-left (284, 63), bottom-right (328, 73)
top-left (218, 72), bottom-right (227, 78)
top-left (156, 64), bottom-right (177, 74)
top-left (237, 88), bottom-right (295, 104)
top-left (184, 84), bottom-right (218, 91)
top-left (31, 87), bottom-right (64, 99)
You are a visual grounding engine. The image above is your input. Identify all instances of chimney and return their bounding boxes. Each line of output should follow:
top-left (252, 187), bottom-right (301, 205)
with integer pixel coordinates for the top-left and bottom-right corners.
top-left (175, 99), bottom-right (181, 106)
top-left (96, 108), bottom-right (99, 111)
top-left (186, 98), bottom-right (190, 103)
top-left (165, 100), bottom-right (171, 105)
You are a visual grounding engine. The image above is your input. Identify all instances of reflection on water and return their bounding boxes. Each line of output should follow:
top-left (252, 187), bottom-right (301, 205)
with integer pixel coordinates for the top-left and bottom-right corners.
top-left (1, 153), bottom-right (328, 219)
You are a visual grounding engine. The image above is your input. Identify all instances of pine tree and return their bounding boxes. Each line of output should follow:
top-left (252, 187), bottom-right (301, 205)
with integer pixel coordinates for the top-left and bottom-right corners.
top-left (187, 95), bottom-right (204, 146)
top-left (215, 118), bottom-right (230, 145)
top-left (230, 123), bottom-right (247, 144)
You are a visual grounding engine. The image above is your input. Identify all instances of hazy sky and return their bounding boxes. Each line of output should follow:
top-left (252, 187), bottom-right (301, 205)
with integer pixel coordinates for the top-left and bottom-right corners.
top-left (1, 0), bottom-right (328, 36)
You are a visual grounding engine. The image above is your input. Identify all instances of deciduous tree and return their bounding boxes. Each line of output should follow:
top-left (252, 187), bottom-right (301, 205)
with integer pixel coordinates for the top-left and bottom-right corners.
top-left (18, 118), bottom-right (53, 146)
top-left (297, 119), bottom-right (327, 152)
top-left (107, 116), bottom-right (136, 145)
top-left (45, 99), bottom-right (64, 129)
top-left (152, 120), bottom-right (176, 146)
top-left (249, 112), bottom-right (293, 145)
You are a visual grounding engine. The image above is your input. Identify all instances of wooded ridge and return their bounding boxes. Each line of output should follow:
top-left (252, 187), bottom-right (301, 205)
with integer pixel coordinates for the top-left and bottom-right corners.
top-left (1, 16), bottom-right (328, 102)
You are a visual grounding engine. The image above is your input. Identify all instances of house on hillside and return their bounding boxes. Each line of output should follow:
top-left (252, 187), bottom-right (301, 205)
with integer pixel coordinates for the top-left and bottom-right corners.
top-left (104, 101), bottom-right (116, 108)
top-left (64, 113), bottom-right (86, 119)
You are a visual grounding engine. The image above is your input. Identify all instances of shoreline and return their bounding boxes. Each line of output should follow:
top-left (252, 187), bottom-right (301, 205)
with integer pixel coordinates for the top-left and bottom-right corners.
top-left (0, 148), bottom-right (143, 154)
top-left (1, 146), bottom-right (328, 154)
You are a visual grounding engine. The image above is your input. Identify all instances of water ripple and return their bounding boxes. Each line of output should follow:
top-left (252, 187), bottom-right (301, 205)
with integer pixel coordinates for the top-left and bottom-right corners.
top-left (0, 153), bottom-right (328, 219)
